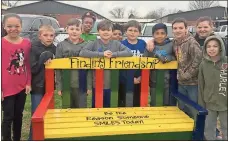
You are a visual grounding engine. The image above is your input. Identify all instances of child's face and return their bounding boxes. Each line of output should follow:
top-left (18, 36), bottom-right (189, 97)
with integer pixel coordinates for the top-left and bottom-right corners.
top-left (126, 27), bottom-right (140, 41)
top-left (112, 30), bottom-right (123, 41)
top-left (39, 30), bottom-right (55, 46)
top-left (172, 22), bottom-right (187, 40)
top-left (4, 17), bottom-right (22, 38)
top-left (66, 25), bottom-right (82, 41)
top-left (153, 29), bottom-right (167, 44)
top-left (206, 40), bottom-right (220, 57)
top-left (82, 17), bottom-right (94, 33)
top-left (196, 21), bottom-right (213, 39)
top-left (98, 27), bottom-right (113, 41)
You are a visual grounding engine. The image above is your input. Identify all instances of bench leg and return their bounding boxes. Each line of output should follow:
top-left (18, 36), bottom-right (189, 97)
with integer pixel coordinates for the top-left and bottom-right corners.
top-left (32, 121), bottom-right (44, 140)
top-left (192, 114), bottom-right (206, 140)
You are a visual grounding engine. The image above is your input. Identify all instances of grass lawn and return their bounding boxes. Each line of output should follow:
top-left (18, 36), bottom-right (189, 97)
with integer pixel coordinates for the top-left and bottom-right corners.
top-left (21, 93), bottom-right (92, 140)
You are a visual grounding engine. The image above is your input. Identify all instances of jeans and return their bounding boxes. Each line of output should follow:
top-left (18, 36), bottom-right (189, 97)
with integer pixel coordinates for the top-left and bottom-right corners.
top-left (28, 93), bottom-right (43, 140)
top-left (1, 89), bottom-right (26, 141)
top-left (178, 85), bottom-right (198, 119)
top-left (118, 83), bottom-right (141, 107)
top-left (133, 84), bottom-right (141, 107)
top-left (92, 88), bottom-right (111, 108)
top-left (150, 70), bottom-right (170, 106)
top-left (118, 82), bottom-right (126, 107)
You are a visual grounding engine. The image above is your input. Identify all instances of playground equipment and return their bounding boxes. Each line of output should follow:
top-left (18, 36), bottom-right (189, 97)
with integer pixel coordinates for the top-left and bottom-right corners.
top-left (32, 57), bottom-right (208, 140)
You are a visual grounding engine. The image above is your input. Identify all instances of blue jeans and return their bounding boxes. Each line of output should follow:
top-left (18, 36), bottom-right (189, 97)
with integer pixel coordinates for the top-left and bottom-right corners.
top-left (178, 85), bottom-right (198, 119)
top-left (92, 88), bottom-right (111, 108)
top-left (28, 93), bottom-right (43, 140)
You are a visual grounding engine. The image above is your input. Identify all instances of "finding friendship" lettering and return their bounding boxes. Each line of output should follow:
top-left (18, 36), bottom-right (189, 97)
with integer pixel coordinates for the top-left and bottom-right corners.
top-left (69, 57), bottom-right (160, 69)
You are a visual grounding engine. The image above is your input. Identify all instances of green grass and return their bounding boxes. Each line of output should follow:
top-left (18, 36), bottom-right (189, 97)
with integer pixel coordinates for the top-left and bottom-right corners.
top-left (21, 93), bottom-right (92, 140)
top-left (21, 94), bottom-right (32, 140)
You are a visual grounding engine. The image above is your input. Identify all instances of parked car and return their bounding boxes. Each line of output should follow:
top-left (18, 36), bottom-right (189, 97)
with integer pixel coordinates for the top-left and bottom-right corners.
top-left (188, 26), bottom-right (196, 36)
top-left (141, 23), bottom-right (173, 42)
top-left (214, 25), bottom-right (227, 38)
top-left (2, 14), bottom-right (64, 41)
top-left (53, 19), bottom-right (104, 45)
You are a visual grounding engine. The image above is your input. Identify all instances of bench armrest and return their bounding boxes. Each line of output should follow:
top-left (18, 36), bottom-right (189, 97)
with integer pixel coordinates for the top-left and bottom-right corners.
top-left (171, 92), bottom-right (208, 116)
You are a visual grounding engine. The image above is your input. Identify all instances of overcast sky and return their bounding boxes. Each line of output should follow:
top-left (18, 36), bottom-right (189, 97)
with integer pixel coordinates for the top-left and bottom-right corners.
top-left (16, 1), bottom-right (228, 18)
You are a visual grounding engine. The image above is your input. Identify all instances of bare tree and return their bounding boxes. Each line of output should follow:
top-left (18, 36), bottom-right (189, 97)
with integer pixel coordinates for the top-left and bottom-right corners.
top-left (1, 0), bottom-right (21, 7)
top-left (166, 8), bottom-right (179, 15)
top-left (188, 0), bottom-right (219, 10)
top-left (144, 7), bottom-right (181, 19)
top-left (144, 10), bottom-right (161, 19)
top-left (157, 7), bottom-right (166, 18)
top-left (144, 7), bottom-right (167, 19)
top-left (128, 9), bottom-right (139, 18)
top-left (109, 7), bottom-right (125, 18)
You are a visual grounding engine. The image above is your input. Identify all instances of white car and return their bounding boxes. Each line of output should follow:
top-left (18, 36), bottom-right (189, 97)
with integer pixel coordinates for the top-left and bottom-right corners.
top-left (141, 23), bottom-right (173, 42)
top-left (54, 22), bottom-right (174, 45)
top-left (214, 25), bottom-right (227, 38)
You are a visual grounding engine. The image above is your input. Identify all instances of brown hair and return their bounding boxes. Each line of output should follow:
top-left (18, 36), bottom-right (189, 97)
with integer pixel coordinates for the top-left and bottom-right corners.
top-left (3, 13), bottom-right (22, 25)
top-left (172, 18), bottom-right (187, 28)
top-left (124, 20), bottom-right (141, 32)
top-left (66, 18), bottom-right (81, 27)
top-left (196, 16), bottom-right (213, 27)
top-left (113, 23), bottom-right (123, 33)
top-left (97, 20), bottom-right (113, 31)
top-left (38, 25), bottom-right (55, 34)
top-left (205, 38), bottom-right (222, 50)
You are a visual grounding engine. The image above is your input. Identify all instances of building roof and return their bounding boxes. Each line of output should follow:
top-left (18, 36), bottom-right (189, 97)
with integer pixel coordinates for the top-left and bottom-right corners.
top-left (5, 1), bottom-right (110, 21)
top-left (167, 6), bottom-right (226, 17)
top-left (154, 6), bottom-right (227, 22)
top-left (110, 18), bottom-right (156, 23)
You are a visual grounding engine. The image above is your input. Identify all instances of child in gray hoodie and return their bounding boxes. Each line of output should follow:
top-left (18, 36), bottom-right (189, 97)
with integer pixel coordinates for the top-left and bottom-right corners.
top-left (79, 20), bottom-right (133, 108)
top-left (144, 23), bottom-right (176, 106)
top-left (56, 18), bottom-right (87, 108)
top-left (198, 35), bottom-right (227, 140)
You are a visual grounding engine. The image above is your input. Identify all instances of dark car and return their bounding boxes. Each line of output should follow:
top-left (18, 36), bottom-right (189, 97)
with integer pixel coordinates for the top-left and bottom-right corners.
top-left (2, 14), bottom-right (63, 41)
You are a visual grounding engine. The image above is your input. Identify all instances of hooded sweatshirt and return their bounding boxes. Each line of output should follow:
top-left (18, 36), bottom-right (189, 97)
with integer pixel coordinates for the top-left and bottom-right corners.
top-left (194, 33), bottom-right (215, 48)
top-left (144, 38), bottom-right (175, 62)
top-left (195, 32), bottom-right (228, 56)
top-left (79, 39), bottom-right (133, 89)
top-left (30, 40), bottom-right (56, 94)
top-left (198, 35), bottom-right (227, 111)
top-left (56, 38), bottom-right (87, 90)
top-left (80, 33), bottom-right (97, 42)
top-left (144, 38), bottom-right (175, 88)
top-left (173, 33), bottom-right (202, 85)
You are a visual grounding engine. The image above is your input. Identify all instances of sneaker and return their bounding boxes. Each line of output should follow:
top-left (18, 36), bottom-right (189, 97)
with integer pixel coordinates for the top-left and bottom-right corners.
top-left (216, 135), bottom-right (223, 140)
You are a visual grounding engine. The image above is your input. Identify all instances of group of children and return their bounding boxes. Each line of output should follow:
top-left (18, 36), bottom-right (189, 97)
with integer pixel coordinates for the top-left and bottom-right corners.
top-left (1, 12), bottom-right (227, 141)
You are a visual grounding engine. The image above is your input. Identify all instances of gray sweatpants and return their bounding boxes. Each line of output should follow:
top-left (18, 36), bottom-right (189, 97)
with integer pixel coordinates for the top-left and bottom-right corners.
top-left (150, 70), bottom-right (170, 106)
top-left (70, 88), bottom-right (87, 108)
top-left (204, 109), bottom-right (227, 140)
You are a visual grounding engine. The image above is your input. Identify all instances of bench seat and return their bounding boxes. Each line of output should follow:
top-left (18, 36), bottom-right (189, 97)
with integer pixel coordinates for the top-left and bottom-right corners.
top-left (44, 106), bottom-right (194, 140)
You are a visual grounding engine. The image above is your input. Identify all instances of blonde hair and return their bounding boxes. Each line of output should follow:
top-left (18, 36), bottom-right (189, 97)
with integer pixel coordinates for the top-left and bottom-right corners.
top-left (38, 25), bottom-right (55, 35)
